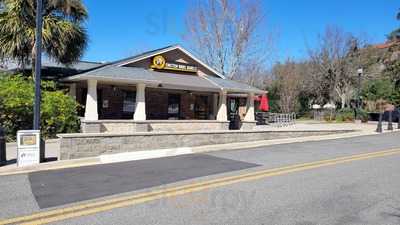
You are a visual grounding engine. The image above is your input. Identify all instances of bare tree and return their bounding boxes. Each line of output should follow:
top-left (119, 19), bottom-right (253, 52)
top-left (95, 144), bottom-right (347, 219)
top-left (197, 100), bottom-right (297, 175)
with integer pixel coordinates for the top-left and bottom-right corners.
top-left (307, 26), bottom-right (360, 108)
top-left (272, 59), bottom-right (303, 113)
top-left (235, 61), bottom-right (268, 88)
top-left (184, 0), bottom-right (273, 79)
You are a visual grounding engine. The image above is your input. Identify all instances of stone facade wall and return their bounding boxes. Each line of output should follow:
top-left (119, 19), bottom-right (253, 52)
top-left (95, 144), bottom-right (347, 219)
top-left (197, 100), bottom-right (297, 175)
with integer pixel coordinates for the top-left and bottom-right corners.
top-left (81, 120), bottom-right (230, 133)
top-left (58, 130), bottom-right (351, 160)
top-left (148, 121), bottom-right (228, 132)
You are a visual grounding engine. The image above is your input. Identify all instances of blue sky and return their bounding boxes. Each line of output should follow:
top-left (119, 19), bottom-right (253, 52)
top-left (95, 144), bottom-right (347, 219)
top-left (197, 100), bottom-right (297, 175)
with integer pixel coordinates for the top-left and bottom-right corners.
top-left (82, 0), bottom-right (399, 64)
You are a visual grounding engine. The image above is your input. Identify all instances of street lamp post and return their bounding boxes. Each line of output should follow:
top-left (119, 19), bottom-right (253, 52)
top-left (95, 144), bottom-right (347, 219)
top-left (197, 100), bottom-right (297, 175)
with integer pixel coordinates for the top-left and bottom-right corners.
top-left (356, 68), bottom-right (363, 121)
top-left (33, 0), bottom-right (43, 130)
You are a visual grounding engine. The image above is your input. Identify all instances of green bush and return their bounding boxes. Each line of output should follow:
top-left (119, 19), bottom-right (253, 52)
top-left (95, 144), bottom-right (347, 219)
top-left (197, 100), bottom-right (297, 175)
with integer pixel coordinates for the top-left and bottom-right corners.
top-left (0, 74), bottom-right (80, 140)
top-left (355, 108), bottom-right (369, 122)
top-left (335, 108), bottom-right (355, 122)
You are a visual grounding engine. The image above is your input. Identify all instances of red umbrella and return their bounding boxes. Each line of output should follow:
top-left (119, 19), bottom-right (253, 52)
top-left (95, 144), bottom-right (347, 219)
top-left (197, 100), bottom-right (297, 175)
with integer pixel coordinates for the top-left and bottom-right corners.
top-left (259, 94), bottom-right (269, 111)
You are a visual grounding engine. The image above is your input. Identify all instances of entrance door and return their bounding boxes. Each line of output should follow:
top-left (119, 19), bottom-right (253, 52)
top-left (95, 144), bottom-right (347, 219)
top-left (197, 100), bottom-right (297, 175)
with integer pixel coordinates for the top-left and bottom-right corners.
top-left (228, 97), bottom-right (241, 129)
top-left (168, 94), bottom-right (181, 119)
top-left (194, 95), bottom-right (209, 119)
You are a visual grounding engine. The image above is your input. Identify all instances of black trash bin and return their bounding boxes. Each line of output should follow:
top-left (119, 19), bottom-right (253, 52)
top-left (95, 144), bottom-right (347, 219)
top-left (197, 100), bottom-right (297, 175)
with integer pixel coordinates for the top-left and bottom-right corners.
top-left (0, 127), bottom-right (6, 165)
top-left (229, 114), bottom-right (241, 130)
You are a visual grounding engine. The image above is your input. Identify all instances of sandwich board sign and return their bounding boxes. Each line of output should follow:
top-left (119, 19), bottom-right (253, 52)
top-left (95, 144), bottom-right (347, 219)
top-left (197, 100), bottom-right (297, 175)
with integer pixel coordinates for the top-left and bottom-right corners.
top-left (17, 130), bottom-right (40, 167)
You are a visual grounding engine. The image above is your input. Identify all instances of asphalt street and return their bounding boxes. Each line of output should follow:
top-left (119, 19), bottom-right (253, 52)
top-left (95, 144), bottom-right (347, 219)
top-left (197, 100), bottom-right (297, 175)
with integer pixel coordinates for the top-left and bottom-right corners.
top-left (1, 132), bottom-right (400, 225)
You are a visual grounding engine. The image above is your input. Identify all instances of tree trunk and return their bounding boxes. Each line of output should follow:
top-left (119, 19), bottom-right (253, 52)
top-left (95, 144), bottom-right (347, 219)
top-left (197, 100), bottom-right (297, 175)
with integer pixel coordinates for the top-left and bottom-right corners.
top-left (32, 42), bottom-right (36, 78)
top-left (340, 95), bottom-right (346, 109)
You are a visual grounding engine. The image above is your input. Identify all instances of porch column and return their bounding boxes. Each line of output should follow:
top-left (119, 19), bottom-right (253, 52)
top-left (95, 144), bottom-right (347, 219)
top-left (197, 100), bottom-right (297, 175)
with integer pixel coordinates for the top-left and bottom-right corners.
top-left (212, 93), bottom-right (219, 119)
top-left (134, 83), bottom-right (146, 121)
top-left (69, 83), bottom-right (76, 100)
top-left (84, 80), bottom-right (98, 120)
top-left (216, 91), bottom-right (228, 121)
top-left (244, 92), bottom-right (255, 121)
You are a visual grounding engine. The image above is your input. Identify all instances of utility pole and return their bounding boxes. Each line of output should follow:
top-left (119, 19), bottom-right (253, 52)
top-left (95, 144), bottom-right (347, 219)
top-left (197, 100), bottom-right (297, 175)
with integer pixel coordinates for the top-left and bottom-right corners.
top-left (33, 0), bottom-right (43, 130)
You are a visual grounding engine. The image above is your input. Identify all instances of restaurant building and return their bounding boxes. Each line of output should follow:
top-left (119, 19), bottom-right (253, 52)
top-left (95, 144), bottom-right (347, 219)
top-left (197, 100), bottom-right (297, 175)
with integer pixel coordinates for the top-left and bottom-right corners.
top-left (63, 45), bottom-right (266, 133)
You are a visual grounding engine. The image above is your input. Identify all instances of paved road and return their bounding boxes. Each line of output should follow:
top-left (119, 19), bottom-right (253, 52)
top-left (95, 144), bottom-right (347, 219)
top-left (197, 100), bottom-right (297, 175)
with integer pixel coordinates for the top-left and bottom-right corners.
top-left (1, 132), bottom-right (400, 225)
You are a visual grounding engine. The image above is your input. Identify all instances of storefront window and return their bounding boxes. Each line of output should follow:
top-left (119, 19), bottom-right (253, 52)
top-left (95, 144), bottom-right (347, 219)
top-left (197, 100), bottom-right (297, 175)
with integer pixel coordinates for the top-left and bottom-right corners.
top-left (168, 94), bottom-right (180, 118)
top-left (123, 91), bottom-right (135, 113)
top-left (194, 95), bottom-right (209, 119)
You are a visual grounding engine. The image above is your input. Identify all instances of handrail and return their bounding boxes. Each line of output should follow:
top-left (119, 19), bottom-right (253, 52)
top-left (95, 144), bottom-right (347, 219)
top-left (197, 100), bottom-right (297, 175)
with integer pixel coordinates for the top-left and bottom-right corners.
top-left (256, 112), bottom-right (296, 127)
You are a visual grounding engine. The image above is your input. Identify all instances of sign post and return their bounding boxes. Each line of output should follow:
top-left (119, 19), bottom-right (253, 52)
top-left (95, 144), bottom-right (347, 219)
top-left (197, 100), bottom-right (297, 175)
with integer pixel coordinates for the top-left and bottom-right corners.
top-left (17, 130), bottom-right (41, 167)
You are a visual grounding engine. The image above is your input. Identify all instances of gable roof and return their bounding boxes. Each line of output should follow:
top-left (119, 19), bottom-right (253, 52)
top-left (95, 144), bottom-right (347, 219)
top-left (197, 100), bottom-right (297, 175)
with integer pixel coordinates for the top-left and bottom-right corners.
top-left (62, 44), bottom-right (265, 94)
top-left (114, 45), bottom-right (226, 79)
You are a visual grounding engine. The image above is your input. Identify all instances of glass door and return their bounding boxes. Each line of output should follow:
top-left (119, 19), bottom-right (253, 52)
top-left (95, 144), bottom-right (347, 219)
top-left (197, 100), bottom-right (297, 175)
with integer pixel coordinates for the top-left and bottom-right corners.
top-left (168, 94), bottom-right (181, 119)
top-left (228, 97), bottom-right (240, 129)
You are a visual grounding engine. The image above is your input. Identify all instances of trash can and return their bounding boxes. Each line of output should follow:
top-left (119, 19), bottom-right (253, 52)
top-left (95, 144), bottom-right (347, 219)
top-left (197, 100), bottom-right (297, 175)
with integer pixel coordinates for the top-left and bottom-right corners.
top-left (0, 127), bottom-right (6, 165)
top-left (229, 114), bottom-right (241, 130)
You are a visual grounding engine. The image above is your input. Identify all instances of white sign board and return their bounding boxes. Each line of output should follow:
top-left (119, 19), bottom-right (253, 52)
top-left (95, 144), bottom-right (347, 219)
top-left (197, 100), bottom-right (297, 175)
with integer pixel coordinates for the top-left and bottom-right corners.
top-left (17, 130), bottom-right (40, 167)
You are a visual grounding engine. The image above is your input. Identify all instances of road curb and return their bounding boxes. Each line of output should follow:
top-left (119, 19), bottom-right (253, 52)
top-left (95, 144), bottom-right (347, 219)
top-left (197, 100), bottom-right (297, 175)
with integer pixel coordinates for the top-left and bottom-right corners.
top-left (0, 129), bottom-right (399, 176)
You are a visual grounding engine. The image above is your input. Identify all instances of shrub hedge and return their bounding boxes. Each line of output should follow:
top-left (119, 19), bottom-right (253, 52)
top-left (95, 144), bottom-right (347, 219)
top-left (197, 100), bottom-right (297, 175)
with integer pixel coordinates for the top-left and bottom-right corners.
top-left (333, 108), bottom-right (369, 123)
top-left (0, 74), bottom-right (80, 140)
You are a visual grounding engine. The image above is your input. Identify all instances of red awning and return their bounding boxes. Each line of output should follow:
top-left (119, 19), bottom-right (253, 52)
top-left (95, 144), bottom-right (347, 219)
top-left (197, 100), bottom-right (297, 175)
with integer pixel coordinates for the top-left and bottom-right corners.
top-left (259, 94), bottom-right (269, 111)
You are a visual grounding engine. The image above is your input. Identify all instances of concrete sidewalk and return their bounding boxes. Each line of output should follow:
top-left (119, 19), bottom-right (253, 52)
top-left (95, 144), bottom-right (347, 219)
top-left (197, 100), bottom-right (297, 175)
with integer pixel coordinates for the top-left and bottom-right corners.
top-left (0, 121), bottom-right (398, 175)
top-left (255, 121), bottom-right (393, 132)
top-left (4, 138), bottom-right (60, 162)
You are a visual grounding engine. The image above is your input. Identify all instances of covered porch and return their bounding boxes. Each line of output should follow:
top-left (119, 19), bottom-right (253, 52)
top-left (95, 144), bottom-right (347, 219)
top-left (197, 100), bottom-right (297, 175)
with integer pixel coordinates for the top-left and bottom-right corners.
top-left (65, 66), bottom-right (264, 133)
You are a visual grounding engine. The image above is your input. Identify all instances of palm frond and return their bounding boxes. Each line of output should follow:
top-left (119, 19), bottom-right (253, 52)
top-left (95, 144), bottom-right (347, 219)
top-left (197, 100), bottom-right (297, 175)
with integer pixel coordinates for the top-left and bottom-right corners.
top-left (0, 0), bottom-right (88, 67)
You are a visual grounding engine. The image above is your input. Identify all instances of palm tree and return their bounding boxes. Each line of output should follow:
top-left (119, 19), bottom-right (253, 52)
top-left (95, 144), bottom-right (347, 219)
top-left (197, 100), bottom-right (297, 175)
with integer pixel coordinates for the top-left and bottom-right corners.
top-left (0, 0), bottom-right (88, 74)
top-left (388, 9), bottom-right (400, 41)
top-left (397, 8), bottom-right (400, 20)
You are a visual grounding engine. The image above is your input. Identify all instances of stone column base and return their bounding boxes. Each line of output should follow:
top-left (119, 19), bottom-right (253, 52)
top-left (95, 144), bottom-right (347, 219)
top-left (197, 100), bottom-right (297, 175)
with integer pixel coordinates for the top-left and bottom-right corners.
top-left (135, 123), bottom-right (149, 132)
top-left (81, 122), bottom-right (101, 133)
top-left (240, 121), bottom-right (256, 130)
top-left (219, 121), bottom-right (230, 130)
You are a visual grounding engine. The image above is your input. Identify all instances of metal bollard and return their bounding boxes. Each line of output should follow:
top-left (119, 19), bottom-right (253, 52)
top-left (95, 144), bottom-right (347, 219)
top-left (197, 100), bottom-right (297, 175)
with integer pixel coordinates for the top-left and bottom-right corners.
top-left (398, 115), bottom-right (400, 129)
top-left (279, 114), bottom-right (283, 127)
top-left (292, 113), bottom-right (295, 125)
top-left (0, 127), bottom-right (6, 165)
top-left (376, 113), bottom-right (383, 133)
top-left (388, 111), bottom-right (393, 131)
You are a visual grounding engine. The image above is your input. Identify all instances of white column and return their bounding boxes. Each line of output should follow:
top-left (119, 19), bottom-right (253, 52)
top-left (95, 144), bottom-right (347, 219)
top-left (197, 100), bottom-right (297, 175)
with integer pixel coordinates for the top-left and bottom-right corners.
top-left (69, 83), bottom-right (77, 100)
top-left (216, 91), bottom-right (228, 121)
top-left (212, 93), bottom-right (219, 119)
top-left (84, 80), bottom-right (98, 120)
top-left (134, 83), bottom-right (146, 121)
top-left (244, 92), bottom-right (255, 121)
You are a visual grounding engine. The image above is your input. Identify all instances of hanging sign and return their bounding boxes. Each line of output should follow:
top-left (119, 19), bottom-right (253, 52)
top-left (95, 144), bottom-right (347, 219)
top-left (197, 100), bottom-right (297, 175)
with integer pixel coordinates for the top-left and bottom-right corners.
top-left (151, 55), bottom-right (198, 73)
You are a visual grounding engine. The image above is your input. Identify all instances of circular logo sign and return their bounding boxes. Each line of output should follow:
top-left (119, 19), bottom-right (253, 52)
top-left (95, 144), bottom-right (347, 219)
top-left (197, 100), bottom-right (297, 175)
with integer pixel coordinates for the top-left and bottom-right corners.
top-left (152, 55), bottom-right (166, 69)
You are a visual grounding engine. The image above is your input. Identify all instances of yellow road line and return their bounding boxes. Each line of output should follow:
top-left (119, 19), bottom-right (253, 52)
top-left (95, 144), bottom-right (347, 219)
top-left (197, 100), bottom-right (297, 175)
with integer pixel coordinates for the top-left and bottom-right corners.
top-left (1, 148), bottom-right (400, 225)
